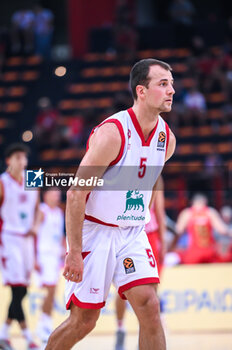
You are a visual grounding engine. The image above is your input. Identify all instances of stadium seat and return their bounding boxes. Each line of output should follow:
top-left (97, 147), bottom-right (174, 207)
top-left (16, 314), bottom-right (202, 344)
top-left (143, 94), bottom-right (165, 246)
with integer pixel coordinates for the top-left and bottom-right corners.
top-left (177, 144), bottom-right (195, 155)
top-left (198, 126), bottom-right (214, 136)
top-left (178, 127), bottom-right (195, 137)
top-left (21, 71), bottom-right (40, 81)
top-left (3, 102), bottom-right (22, 113)
top-left (40, 150), bottom-right (58, 161)
top-left (197, 143), bottom-right (215, 154)
top-left (216, 142), bottom-right (232, 154)
top-left (25, 55), bottom-right (43, 65)
top-left (2, 72), bottom-right (20, 82)
top-left (6, 56), bottom-right (24, 66)
top-left (8, 86), bottom-right (27, 97)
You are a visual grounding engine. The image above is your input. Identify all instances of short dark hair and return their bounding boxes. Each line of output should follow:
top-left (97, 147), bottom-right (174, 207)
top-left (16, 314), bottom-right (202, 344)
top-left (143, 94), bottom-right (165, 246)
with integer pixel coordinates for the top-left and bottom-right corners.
top-left (129, 58), bottom-right (172, 100)
top-left (4, 143), bottom-right (30, 158)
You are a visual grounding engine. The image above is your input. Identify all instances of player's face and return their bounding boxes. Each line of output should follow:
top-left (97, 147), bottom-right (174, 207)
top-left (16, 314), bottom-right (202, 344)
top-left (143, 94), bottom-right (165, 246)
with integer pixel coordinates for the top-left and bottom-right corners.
top-left (7, 151), bottom-right (28, 172)
top-left (45, 190), bottom-right (61, 207)
top-left (143, 65), bottom-right (175, 113)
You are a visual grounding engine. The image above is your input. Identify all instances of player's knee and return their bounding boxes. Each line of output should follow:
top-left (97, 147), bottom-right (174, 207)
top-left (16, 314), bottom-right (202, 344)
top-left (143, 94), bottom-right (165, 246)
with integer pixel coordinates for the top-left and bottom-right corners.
top-left (137, 292), bottom-right (161, 329)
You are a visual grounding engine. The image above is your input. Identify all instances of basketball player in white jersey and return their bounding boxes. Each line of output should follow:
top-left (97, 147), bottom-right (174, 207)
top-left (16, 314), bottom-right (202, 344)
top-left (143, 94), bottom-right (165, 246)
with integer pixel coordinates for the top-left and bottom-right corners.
top-left (114, 176), bottom-right (166, 350)
top-left (35, 188), bottom-right (65, 342)
top-left (45, 58), bottom-right (176, 350)
top-left (0, 144), bottom-right (40, 350)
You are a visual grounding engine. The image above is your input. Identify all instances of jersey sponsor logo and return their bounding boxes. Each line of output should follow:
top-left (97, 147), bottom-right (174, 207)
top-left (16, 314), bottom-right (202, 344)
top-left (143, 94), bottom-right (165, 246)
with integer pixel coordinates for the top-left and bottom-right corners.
top-left (26, 168), bottom-right (44, 188)
top-left (157, 131), bottom-right (166, 148)
top-left (124, 190), bottom-right (144, 213)
top-left (123, 257), bottom-right (136, 274)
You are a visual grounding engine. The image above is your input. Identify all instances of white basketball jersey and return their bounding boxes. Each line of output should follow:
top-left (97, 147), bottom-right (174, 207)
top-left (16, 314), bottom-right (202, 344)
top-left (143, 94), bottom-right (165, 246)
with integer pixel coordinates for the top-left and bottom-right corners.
top-left (37, 203), bottom-right (64, 255)
top-left (0, 172), bottom-right (38, 234)
top-left (85, 108), bottom-right (169, 227)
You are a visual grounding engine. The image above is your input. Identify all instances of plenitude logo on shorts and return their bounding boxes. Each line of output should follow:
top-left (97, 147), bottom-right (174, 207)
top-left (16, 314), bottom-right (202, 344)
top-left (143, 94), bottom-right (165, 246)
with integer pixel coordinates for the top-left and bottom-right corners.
top-left (25, 169), bottom-right (104, 189)
top-left (117, 190), bottom-right (145, 222)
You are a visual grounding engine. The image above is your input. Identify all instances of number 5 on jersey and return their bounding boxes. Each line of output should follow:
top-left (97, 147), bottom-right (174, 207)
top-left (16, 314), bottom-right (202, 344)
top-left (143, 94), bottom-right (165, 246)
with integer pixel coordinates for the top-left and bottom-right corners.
top-left (146, 248), bottom-right (156, 267)
top-left (138, 157), bottom-right (147, 178)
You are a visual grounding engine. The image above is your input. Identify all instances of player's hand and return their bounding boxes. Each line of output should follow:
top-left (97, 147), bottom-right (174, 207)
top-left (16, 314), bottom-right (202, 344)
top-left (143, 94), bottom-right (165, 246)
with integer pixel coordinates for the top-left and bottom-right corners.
top-left (63, 251), bottom-right (84, 283)
top-left (25, 229), bottom-right (36, 237)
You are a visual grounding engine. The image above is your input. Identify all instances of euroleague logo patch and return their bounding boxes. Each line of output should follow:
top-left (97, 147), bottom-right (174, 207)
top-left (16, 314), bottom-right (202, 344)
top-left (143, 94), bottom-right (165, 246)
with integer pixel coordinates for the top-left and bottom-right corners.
top-left (157, 131), bottom-right (166, 148)
top-left (123, 257), bottom-right (136, 274)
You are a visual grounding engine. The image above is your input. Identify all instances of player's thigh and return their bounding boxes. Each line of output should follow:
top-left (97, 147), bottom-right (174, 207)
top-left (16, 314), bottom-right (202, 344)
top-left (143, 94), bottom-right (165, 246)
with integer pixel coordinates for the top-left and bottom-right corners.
top-left (69, 301), bottom-right (101, 328)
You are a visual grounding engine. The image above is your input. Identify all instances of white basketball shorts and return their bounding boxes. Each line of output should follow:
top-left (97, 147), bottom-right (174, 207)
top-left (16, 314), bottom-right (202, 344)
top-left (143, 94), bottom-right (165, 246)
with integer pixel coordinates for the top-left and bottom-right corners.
top-left (65, 220), bottom-right (159, 310)
top-left (0, 232), bottom-right (35, 286)
top-left (37, 251), bottom-right (61, 287)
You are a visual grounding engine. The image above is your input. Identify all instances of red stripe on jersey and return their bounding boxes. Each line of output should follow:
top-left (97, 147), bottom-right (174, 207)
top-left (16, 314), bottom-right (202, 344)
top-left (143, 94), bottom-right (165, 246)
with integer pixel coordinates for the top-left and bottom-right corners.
top-left (165, 122), bottom-right (170, 156)
top-left (66, 293), bottom-right (105, 310)
top-left (127, 108), bottom-right (159, 147)
top-left (118, 277), bottom-right (160, 300)
top-left (86, 119), bottom-right (125, 166)
top-left (85, 214), bottom-right (118, 227)
top-left (82, 251), bottom-right (91, 259)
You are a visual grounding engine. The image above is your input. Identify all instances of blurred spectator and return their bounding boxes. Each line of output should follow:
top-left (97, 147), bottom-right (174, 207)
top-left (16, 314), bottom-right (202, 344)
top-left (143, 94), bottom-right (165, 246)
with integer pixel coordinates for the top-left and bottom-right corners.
top-left (11, 7), bottom-right (35, 54)
top-left (168, 0), bottom-right (196, 46)
top-left (33, 3), bottom-right (54, 59)
top-left (113, 0), bottom-right (137, 60)
top-left (168, 0), bottom-right (195, 25)
top-left (204, 153), bottom-right (223, 176)
top-left (183, 86), bottom-right (207, 125)
top-left (34, 97), bottom-right (59, 149)
top-left (191, 35), bottom-right (205, 57)
top-left (196, 51), bottom-right (219, 77)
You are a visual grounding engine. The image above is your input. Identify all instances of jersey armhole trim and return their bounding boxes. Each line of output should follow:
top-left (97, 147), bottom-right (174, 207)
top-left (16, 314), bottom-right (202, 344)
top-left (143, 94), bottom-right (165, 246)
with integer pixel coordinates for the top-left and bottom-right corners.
top-left (165, 122), bottom-right (170, 156)
top-left (86, 119), bottom-right (125, 166)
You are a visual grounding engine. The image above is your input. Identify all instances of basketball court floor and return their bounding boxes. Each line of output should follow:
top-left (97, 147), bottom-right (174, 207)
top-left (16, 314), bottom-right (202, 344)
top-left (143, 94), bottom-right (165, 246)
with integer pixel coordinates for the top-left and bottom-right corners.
top-left (10, 331), bottom-right (232, 350)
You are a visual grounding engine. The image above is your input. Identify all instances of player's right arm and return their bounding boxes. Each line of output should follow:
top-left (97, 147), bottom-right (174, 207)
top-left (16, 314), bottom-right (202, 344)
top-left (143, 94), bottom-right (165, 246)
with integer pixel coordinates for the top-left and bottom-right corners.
top-left (169, 208), bottom-right (190, 251)
top-left (63, 123), bottom-right (121, 283)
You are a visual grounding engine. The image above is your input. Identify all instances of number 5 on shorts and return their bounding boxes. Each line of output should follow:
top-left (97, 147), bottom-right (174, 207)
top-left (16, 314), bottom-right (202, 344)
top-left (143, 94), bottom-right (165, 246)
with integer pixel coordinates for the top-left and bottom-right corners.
top-left (146, 248), bottom-right (156, 267)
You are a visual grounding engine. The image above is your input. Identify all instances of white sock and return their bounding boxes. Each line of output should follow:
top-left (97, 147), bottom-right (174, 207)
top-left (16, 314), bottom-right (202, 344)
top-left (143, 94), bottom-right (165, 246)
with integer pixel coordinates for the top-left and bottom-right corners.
top-left (22, 328), bottom-right (33, 343)
top-left (0, 323), bottom-right (10, 340)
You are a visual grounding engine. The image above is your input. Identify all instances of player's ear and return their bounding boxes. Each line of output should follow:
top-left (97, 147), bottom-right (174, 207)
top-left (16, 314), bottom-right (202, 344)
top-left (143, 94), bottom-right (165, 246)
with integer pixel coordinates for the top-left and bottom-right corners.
top-left (136, 85), bottom-right (145, 99)
top-left (5, 157), bottom-right (10, 166)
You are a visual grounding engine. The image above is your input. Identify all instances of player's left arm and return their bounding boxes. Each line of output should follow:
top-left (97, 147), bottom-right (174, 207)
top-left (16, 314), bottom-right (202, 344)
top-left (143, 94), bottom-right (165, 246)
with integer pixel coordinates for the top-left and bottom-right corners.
top-left (209, 208), bottom-right (230, 235)
top-left (165, 129), bottom-right (176, 162)
top-left (153, 177), bottom-right (166, 261)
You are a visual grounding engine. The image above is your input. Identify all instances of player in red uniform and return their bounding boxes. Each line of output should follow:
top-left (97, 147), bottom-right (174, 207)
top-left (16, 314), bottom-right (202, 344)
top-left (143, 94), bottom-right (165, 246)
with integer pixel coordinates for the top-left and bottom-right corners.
top-left (165, 194), bottom-right (230, 266)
